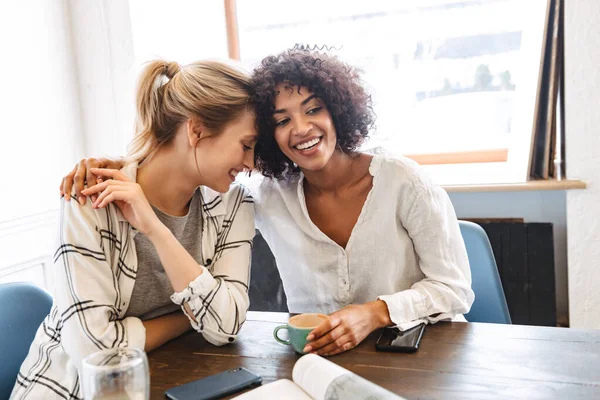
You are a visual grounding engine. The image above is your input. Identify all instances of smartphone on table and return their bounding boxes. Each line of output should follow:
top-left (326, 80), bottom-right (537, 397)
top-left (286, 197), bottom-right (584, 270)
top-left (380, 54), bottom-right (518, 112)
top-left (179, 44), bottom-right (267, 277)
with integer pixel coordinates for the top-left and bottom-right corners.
top-left (375, 323), bottom-right (426, 353)
top-left (164, 367), bottom-right (262, 400)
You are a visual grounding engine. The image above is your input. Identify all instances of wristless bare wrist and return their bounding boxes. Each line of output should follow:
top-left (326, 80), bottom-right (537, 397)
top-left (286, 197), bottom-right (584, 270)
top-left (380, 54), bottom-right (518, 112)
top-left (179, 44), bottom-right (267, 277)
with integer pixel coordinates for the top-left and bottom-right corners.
top-left (147, 221), bottom-right (171, 242)
top-left (368, 300), bottom-right (393, 329)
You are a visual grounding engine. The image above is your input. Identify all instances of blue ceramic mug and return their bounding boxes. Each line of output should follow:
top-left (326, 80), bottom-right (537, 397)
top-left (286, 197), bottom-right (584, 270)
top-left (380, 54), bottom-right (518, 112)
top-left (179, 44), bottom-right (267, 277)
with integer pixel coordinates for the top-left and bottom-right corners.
top-left (273, 313), bottom-right (328, 354)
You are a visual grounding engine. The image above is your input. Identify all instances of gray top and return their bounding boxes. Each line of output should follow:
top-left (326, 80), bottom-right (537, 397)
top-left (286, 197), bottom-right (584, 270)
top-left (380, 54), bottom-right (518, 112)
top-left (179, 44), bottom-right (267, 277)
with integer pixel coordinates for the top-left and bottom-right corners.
top-left (126, 189), bottom-right (203, 321)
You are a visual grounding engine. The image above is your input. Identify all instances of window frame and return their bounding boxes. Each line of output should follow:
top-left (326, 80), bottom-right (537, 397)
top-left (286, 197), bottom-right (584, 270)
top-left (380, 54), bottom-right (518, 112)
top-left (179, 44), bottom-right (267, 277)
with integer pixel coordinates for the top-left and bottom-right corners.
top-left (224, 0), bottom-right (552, 184)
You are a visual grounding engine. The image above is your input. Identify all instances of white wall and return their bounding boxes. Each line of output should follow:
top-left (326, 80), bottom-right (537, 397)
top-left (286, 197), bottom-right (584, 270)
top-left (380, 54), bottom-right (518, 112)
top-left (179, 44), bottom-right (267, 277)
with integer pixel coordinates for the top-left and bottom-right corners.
top-left (68, 0), bottom-right (135, 157)
top-left (564, 0), bottom-right (600, 330)
top-left (0, 0), bottom-right (84, 221)
top-left (0, 0), bottom-right (85, 290)
top-left (449, 191), bottom-right (568, 323)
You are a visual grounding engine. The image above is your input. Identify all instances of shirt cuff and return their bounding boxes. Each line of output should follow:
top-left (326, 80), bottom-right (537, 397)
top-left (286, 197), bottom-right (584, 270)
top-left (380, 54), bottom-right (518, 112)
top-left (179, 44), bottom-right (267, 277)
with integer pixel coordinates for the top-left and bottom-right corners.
top-left (170, 265), bottom-right (214, 305)
top-left (378, 289), bottom-right (427, 326)
top-left (123, 316), bottom-right (146, 350)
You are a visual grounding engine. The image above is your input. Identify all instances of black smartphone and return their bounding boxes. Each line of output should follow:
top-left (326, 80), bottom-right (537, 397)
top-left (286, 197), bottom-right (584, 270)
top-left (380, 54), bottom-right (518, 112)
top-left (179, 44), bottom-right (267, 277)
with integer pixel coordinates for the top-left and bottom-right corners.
top-left (375, 323), bottom-right (426, 353)
top-left (164, 367), bottom-right (262, 400)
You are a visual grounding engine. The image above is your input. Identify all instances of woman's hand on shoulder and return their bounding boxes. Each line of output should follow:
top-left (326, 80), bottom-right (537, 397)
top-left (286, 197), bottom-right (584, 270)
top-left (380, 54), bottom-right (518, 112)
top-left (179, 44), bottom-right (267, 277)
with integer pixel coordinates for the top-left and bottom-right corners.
top-left (82, 168), bottom-right (163, 237)
top-left (60, 157), bottom-right (125, 204)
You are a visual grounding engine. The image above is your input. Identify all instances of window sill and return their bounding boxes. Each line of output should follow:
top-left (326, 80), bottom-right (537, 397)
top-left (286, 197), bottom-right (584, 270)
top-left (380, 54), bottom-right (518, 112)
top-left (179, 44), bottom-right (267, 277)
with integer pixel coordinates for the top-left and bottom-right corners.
top-left (442, 180), bottom-right (586, 193)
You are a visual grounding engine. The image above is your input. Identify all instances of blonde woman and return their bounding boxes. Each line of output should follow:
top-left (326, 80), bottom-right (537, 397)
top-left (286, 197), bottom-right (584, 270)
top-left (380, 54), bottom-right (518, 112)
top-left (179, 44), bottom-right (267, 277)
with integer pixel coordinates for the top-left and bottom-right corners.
top-left (11, 60), bottom-right (257, 399)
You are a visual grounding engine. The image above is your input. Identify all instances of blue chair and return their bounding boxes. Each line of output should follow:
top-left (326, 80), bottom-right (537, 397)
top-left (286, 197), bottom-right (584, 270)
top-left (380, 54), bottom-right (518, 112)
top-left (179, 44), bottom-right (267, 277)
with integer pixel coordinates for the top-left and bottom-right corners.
top-left (459, 221), bottom-right (512, 324)
top-left (0, 282), bottom-right (53, 399)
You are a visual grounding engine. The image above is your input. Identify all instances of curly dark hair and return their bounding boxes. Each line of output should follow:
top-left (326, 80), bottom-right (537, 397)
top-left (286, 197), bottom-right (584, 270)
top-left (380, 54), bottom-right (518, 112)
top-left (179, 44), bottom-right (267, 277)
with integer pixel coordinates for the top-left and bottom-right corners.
top-left (250, 46), bottom-right (376, 179)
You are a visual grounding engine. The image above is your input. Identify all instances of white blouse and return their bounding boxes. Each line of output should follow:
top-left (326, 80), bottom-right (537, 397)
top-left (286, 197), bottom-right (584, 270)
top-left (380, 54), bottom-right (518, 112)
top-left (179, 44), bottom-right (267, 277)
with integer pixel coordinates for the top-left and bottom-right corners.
top-left (252, 154), bottom-right (474, 329)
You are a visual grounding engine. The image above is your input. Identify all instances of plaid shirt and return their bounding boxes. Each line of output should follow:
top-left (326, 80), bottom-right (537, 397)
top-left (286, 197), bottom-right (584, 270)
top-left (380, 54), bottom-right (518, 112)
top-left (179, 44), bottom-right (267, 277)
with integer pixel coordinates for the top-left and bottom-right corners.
top-left (11, 164), bottom-right (255, 400)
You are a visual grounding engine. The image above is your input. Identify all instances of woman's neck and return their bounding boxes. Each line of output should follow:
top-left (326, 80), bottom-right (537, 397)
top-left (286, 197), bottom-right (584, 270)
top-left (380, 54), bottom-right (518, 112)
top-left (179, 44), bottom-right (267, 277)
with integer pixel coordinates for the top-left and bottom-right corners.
top-left (136, 147), bottom-right (198, 217)
top-left (302, 151), bottom-right (369, 194)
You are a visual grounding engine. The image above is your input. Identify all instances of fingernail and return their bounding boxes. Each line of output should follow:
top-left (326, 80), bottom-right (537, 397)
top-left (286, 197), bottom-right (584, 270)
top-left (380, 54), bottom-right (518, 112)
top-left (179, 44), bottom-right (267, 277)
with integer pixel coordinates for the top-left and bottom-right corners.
top-left (303, 346), bottom-right (311, 353)
top-left (78, 196), bottom-right (85, 205)
top-left (306, 334), bottom-right (314, 341)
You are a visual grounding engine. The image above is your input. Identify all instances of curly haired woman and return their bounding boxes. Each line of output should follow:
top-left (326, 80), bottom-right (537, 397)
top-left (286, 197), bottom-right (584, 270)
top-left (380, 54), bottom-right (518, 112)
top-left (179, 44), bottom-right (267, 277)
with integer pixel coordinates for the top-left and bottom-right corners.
top-left (61, 48), bottom-right (474, 357)
top-left (249, 47), bottom-right (473, 356)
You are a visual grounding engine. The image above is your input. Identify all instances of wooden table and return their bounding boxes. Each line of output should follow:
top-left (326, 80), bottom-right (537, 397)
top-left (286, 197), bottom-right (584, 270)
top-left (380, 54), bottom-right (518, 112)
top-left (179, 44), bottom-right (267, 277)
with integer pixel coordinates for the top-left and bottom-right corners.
top-left (149, 312), bottom-right (600, 399)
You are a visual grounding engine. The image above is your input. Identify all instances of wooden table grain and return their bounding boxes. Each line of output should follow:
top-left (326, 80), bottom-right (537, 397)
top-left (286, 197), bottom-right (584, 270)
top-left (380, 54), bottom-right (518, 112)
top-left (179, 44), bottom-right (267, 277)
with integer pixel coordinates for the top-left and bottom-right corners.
top-left (148, 312), bottom-right (600, 399)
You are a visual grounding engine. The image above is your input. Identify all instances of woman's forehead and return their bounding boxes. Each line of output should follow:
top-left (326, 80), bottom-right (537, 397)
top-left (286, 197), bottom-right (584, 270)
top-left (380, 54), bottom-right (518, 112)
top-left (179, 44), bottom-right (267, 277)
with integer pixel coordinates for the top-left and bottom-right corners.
top-left (274, 84), bottom-right (317, 106)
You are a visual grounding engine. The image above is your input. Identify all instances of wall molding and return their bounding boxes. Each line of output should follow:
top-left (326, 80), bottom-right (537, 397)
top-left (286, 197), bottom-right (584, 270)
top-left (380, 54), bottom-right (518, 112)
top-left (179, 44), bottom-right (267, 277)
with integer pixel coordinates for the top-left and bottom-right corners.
top-left (0, 256), bottom-right (50, 278)
top-left (0, 210), bottom-right (58, 290)
top-left (0, 209), bottom-right (58, 238)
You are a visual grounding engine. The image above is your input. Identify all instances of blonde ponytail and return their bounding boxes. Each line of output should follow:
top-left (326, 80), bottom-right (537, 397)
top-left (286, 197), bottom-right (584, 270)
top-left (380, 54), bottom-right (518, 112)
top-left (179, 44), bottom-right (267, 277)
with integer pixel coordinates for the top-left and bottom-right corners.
top-left (127, 59), bottom-right (251, 164)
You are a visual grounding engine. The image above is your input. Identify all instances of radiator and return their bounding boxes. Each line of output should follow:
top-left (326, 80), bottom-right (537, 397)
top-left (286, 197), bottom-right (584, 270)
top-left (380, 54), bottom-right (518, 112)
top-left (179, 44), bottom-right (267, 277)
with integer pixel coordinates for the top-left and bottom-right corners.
top-left (473, 221), bottom-right (556, 326)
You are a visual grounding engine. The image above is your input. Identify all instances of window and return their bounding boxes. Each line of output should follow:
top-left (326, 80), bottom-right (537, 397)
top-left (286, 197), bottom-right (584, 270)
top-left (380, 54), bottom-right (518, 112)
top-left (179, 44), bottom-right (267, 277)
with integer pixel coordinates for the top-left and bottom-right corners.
top-left (235, 0), bottom-right (550, 184)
